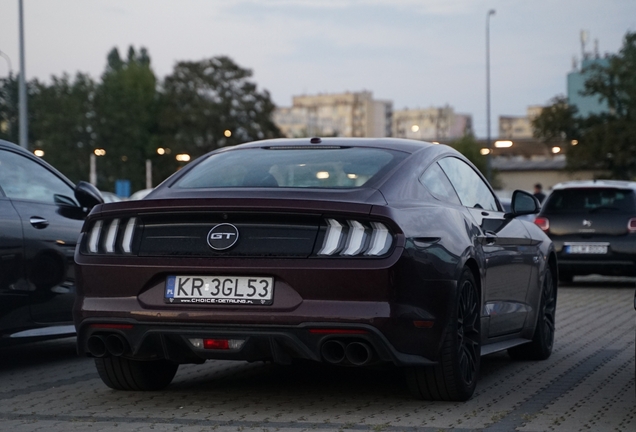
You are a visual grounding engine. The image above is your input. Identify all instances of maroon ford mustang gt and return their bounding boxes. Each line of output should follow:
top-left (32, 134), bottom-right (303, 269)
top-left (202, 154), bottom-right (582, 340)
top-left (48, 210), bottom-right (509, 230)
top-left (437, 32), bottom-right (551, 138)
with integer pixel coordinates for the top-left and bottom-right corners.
top-left (74, 137), bottom-right (557, 401)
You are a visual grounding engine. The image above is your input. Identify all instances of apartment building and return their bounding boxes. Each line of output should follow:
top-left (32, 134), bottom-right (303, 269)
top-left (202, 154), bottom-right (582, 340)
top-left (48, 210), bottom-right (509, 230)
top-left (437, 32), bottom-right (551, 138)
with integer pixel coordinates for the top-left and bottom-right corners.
top-left (273, 91), bottom-right (392, 138)
top-left (392, 106), bottom-right (472, 142)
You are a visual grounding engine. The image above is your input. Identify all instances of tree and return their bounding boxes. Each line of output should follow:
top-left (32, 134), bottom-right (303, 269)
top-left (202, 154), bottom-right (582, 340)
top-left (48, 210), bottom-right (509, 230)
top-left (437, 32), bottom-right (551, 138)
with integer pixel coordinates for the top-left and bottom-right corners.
top-left (159, 56), bottom-right (282, 160)
top-left (29, 73), bottom-right (97, 183)
top-left (531, 95), bottom-right (579, 144)
top-left (0, 74), bottom-right (19, 144)
top-left (93, 46), bottom-right (159, 192)
top-left (533, 32), bottom-right (636, 179)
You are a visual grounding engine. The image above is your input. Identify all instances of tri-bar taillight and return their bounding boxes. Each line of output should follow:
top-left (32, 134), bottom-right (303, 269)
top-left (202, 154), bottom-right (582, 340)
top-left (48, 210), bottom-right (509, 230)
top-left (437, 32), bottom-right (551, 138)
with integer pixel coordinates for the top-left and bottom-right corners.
top-left (86, 217), bottom-right (137, 254)
top-left (317, 218), bottom-right (393, 257)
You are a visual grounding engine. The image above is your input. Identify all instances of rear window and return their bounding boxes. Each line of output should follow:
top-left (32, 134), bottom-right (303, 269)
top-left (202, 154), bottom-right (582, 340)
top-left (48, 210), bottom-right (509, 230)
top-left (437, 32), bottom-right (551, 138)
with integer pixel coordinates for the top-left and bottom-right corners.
top-left (543, 188), bottom-right (636, 213)
top-left (174, 147), bottom-right (407, 189)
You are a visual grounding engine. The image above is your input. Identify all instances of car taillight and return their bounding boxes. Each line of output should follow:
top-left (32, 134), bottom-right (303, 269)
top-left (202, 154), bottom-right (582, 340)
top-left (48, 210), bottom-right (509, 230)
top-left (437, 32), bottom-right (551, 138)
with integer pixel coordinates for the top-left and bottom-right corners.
top-left (317, 218), bottom-right (393, 257)
top-left (628, 218), bottom-right (636, 233)
top-left (85, 217), bottom-right (137, 254)
top-left (534, 216), bottom-right (549, 232)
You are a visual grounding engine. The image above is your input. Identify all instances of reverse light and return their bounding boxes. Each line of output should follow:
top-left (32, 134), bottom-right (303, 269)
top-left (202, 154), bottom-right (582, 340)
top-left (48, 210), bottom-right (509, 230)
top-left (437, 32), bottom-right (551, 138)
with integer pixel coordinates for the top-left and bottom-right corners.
top-left (628, 218), bottom-right (636, 233)
top-left (534, 217), bottom-right (549, 232)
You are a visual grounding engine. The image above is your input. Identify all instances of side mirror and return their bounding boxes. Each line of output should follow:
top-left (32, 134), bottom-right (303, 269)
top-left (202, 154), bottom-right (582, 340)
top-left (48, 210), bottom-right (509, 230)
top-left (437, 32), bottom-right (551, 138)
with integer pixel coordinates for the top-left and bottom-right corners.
top-left (505, 190), bottom-right (540, 218)
top-left (75, 181), bottom-right (104, 209)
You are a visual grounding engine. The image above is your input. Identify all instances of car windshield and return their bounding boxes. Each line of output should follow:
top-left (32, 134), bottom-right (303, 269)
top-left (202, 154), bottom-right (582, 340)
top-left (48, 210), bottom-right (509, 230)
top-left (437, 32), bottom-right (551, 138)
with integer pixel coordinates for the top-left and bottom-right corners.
top-left (174, 147), bottom-right (407, 189)
top-left (544, 188), bottom-right (636, 213)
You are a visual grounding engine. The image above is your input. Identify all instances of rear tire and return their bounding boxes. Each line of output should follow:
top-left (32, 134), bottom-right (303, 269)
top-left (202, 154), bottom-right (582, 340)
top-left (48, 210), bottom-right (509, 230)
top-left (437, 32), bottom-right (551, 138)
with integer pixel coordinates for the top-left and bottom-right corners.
top-left (406, 267), bottom-right (481, 401)
top-left (508, 268), bottom-right (556, 361)
top-left (95, 357), bottom-right (178, 391)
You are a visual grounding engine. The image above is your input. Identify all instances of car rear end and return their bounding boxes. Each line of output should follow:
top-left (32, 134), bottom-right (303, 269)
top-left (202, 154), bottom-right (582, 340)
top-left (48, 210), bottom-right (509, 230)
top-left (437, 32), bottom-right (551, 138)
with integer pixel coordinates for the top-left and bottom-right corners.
top-left (535, 183), bottom-right (636, 280)
top-left (74, 142), bottom-right (449, 370)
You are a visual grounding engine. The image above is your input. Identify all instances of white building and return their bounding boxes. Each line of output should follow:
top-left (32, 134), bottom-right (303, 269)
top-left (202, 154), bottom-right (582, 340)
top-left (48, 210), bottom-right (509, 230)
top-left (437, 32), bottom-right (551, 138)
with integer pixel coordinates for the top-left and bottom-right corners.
top-left (392, 106), bottom-right (472, 142)
top-left (273, 91), bottom-right (392, 138)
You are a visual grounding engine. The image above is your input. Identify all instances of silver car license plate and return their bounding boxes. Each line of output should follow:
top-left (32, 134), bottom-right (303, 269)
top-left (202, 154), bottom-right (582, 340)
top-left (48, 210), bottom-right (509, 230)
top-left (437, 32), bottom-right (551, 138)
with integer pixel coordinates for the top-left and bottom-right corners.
top-left (564, 243), bottom-right (609, 254)
top-left (165, 275), bottom-right (274, 305)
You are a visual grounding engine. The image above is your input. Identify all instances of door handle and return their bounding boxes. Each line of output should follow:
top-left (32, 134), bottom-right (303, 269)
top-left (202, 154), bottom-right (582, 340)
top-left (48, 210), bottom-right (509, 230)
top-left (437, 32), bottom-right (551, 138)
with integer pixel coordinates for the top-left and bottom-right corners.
top-left (30, 216), bottom-right (49, 229)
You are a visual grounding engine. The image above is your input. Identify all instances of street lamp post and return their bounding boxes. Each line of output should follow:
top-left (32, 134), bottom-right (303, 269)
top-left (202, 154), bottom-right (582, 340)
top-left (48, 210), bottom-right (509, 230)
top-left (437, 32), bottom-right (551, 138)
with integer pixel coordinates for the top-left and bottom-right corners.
top-left (18, 0), bottom-right (28, 149)
top-left (486, 9), bottom-right (496, 183)
top-left (0, 50), bottom-right (11, 75)
top-left (90, 149), bottom-right (106, 186)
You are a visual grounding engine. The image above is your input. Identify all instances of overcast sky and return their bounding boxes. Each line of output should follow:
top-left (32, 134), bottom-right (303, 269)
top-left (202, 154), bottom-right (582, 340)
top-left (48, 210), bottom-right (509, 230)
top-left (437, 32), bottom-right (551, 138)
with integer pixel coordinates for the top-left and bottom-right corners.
top-left (1, 0), bottom-right (635, 138)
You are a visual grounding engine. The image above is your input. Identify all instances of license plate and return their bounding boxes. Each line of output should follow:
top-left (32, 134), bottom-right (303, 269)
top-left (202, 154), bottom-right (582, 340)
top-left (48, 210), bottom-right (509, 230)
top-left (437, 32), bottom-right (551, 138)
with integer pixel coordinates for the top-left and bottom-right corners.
top-left (165, 276), bottom-right (274, 305)
top-left (564, 244), bottom-right (608, 254)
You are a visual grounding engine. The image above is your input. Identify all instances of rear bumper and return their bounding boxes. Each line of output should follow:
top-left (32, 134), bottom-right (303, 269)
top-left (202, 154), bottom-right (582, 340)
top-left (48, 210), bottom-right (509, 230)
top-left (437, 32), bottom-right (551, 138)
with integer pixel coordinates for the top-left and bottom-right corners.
top-left (76, 320), bottom-right (437, 367)
top-left (557, 259), bottom-right (636, 277)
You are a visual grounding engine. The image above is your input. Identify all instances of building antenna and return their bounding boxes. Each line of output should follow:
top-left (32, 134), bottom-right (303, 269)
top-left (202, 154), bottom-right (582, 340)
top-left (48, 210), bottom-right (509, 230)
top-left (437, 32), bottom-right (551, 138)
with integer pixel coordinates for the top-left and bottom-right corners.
top-left (580, 30), bottom-right (589, 60)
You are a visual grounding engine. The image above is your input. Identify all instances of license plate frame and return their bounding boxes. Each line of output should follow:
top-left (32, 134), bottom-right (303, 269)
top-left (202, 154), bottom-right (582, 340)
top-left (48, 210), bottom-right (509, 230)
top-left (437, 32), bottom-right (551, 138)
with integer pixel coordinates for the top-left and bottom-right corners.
top-left (165, 275), bottom-right (274, 305)
top-left (563, 243), bottom-right (609, 255)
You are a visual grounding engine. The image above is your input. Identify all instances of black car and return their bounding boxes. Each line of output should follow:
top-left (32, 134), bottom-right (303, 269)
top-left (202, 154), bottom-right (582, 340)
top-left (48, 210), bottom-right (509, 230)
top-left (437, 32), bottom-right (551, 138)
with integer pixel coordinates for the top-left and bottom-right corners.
top-left (535, 180), bottom-right (636, 283)
top-left (74, 138), bottom-right (557, 401)
top-left (0, 140), bottom-right (103, 344)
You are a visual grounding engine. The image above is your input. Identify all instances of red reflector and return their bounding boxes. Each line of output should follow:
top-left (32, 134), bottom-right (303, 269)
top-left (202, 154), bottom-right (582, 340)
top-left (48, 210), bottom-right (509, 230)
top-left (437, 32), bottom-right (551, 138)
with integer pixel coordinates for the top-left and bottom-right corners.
top-left (308, 329), bottom-right (368, 335)
top-left (534, 217), bottom-right (549, 231)
top-left (413, 320), bottom-right (434, 329)
top-left (203, 339), bottom-right (230, 350)
top-left (628, 218), bottom-right (636, 232)
top-left (90, 323), bottom-right (134, 330)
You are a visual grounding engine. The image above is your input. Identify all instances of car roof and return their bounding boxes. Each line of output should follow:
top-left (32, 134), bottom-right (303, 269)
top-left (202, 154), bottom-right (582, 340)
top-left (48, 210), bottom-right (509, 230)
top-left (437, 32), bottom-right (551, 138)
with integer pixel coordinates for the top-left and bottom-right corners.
top-left (228, 137), bottom-right (437, 154)
top-left (0, 139), bottom-right (33, 154)
top-left (551, 180), bottom-right (636, 190)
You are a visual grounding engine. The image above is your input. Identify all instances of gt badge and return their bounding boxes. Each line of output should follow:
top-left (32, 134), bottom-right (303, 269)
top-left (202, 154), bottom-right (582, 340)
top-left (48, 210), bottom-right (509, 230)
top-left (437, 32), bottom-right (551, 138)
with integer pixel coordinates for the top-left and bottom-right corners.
top-left (207, 223), bottom-right (239, 250)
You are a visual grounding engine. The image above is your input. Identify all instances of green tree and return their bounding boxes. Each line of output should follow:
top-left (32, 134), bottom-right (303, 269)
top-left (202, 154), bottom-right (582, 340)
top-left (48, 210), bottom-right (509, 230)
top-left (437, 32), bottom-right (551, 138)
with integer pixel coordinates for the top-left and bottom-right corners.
top-left (93, 46), bottom-right (159, 192)
top-left (29, 73), bottom-right (97, 183)
top-left (531, 95), bottom-right (579, 144)
top-left (159, 56), bottom-right (282, 161)
top-left (534, 32), bottom-right (636, 179)
top-left (0, 74), bottom-right (19, 143)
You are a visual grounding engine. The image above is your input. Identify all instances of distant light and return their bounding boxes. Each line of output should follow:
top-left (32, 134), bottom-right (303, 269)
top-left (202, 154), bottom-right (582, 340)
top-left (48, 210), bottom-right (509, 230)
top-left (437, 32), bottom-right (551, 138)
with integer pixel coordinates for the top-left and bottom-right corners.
top-left (224, 130), bottom-right (232, 138)
top-left (164, 147), bottom-right (172, 154)
top-left (94, 148), bottom-right (106, 156)
top-left (316, 171), bottom-right (329, 179)
top-left (176, 154), bottom-right (191, 162)
top-left (551, 146), bottom-right (561, 154)
top-left (411, 125), bottom-right (420, 132)
top-left (571, 140), bottom-right (578, 146)
top-left (121, 155), bottom-right (128, 162)
top-left (33, 149), bottom-right (44, 157)
top-left (157, 147), bottom-right (165, 155)
top-left (494, 140), bottom-right (513, 148)
top-left (347, 173), bottom-right (358, 179)
top-left (480, 148), bottom-right (491, 155)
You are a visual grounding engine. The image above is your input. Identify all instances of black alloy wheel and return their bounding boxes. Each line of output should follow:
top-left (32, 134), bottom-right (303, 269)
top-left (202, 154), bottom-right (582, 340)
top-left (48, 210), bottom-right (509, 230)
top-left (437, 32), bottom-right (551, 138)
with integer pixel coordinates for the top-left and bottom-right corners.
top-left (508, 268), bottom-right (556, 361)
top-left (95, 357), bottom-right (179, 391)
top-left (406, 267), bottom-right (481, 401)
